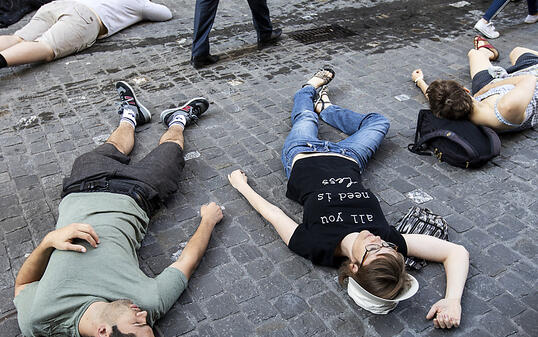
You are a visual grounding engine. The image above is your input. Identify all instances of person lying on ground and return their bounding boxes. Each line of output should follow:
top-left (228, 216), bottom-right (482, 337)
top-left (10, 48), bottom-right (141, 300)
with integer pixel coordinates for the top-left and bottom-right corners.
top-left (0, 0), bottom-right (172, 69)
top-left (228, 68), bottom-right (470, 329)
top-left (412, 37), bottom-right (537, 133)
top-left (13, 82), bottom-right (221, 336)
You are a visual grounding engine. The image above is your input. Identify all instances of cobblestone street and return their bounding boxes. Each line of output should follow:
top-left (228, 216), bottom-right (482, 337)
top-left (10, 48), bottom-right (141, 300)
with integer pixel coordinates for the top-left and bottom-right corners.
top-left (0, 0), bottom-right (537, 336)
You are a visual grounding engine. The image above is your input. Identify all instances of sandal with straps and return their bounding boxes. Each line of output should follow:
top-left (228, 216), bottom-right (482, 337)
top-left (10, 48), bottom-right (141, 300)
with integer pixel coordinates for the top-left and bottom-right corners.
top-left (314, 85), bottom-right (331, 113)
top-left (303, 67), bottom-right (335, 87)
top-left (474, 35), bottom-right (499, 61)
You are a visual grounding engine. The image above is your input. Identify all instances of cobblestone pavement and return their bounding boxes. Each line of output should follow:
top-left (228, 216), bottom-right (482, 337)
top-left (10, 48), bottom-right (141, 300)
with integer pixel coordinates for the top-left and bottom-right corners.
top-left (1, 0), bottom-right (537, 336)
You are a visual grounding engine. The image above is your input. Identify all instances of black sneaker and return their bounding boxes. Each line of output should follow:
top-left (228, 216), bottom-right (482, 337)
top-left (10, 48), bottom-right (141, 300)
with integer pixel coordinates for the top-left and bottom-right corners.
top-left (116, 81), bottom-right (151, 125)
top-left (160, 97), bottom-right (210, 127)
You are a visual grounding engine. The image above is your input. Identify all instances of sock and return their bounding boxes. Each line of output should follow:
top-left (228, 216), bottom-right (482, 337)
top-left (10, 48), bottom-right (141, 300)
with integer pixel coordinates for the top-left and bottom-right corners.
top-left (120, 106), bottom-right (137, 129)
top-left (0, 54), bottom-right (7, 68)
top-left (168, 113), bottom-right (186, 129)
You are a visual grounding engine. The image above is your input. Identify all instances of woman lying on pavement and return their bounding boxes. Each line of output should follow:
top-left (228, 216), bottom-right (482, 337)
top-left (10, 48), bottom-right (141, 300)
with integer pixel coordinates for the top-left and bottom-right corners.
top-left (228, 68), bottom-right (470, 329)
top-left (412, 37), bottom-right (537, 133)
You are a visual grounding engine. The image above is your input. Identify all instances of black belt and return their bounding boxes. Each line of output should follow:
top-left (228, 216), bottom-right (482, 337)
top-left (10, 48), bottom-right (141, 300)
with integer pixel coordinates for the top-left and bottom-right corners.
top-left (63, 178), bottom-right (152, 215)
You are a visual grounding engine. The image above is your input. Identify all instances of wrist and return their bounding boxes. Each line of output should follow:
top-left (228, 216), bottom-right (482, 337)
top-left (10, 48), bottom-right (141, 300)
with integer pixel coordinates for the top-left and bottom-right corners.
top-left (41, 233), bottom-right (55, 250)
top-left (200, 217), bottom-right (217, 228)
top-left (444, 297), bottom-right (461, 302)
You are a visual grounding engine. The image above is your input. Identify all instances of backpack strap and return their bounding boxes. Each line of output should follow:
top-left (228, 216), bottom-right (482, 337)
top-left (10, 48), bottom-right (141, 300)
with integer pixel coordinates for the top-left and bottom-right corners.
top-left (408, 110), bottom-right (430, 155)
top-left (413, 129), bottom-right (479, 159)
top-left (479, 126), bottom-right (501, 156)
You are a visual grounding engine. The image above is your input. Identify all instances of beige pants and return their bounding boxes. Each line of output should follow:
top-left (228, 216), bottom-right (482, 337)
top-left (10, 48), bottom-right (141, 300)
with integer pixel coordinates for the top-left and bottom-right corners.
top-left (14, 1), bottom-right (100, 59)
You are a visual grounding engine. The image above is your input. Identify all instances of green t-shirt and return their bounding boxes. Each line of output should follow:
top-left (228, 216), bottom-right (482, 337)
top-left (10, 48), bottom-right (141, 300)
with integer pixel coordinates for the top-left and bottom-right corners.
top-left (13, 192), bottom-right (187, 337)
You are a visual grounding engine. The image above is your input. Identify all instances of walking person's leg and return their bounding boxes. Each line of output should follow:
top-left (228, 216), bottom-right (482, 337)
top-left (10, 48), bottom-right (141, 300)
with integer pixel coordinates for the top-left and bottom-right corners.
top-left (524, 0), bottom-right (538, 23)
top-left (191, 0), bottom-right (220, 67)
top-left (246, 0), bottom-right (282, 48)
top-left (246, 0), bottom-right (272, 35)
top-left (474, 0), bottom-right (509, 38)
top-left (483, 0), bottom-right (510, 21)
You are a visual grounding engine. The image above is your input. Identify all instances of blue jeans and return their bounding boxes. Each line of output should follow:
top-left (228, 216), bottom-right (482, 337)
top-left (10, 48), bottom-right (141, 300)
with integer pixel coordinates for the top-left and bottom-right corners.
top-left (281, 86), bottom-right (390, 178)
top-left (483, 0), bottom-right (510, 21)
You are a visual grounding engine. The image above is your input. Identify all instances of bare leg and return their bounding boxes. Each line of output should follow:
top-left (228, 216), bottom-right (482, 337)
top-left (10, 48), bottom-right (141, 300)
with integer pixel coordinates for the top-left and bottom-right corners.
top-left (106, 122), bottom-right (135, 155)
top-left (509, 47), bottom-right (538, 65)
top-left (159, 125), bottom-right (184, 149)
top-left (0, 35), bottom-right (22, 51)
top-left (1, 41), bottom-right (54, 66)
top-left (468, 48), bottom-right (494, 78)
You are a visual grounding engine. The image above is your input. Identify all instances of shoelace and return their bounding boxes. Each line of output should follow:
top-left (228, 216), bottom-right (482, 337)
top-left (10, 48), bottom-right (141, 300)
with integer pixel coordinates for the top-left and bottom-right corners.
top-left (116, 99), bottom-right (137, 115)
top-left (486, 22), bottom-right (497, 31)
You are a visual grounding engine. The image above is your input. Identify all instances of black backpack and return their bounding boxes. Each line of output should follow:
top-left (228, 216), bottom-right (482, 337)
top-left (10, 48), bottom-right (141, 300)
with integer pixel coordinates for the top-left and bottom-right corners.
top-left (408, 109), bottom-right (501, 168)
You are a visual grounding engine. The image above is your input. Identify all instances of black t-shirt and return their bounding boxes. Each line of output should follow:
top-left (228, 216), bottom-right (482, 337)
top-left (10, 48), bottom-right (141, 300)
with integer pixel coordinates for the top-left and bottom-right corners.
top-left (286, 156), bottom-right (407, 268)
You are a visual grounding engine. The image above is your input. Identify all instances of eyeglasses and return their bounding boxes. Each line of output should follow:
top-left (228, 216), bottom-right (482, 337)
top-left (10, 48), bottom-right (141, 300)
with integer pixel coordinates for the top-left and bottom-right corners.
top-left (359, 242), bottom-right (398, 269)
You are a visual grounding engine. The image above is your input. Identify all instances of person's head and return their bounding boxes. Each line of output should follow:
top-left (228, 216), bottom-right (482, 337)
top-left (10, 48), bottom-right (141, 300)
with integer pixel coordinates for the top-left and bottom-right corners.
top-left (97, 299), bottom-right (155, 337)
top-left (338, 230), bottom-right (406, 299)
top-left (426, 80), bottom-right (473, 120)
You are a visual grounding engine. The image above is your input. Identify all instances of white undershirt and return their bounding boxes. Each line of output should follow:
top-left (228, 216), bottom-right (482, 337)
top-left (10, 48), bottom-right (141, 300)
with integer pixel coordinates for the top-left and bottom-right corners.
top-left (74, 0), bottom-right (172, 38)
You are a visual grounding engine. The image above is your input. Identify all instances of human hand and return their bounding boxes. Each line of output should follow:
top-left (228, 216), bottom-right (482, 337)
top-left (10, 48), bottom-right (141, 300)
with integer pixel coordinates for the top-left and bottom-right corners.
top-left (44, 223), bottom-right (100, 253)
top-left (412, 69), bottom-right (424, 83)
top-left (228, 169), bottom-right (248, 189)
top-left (426, 298), bottom-right (461, 329)
top-left (200, 202), bottom-right (223, 226)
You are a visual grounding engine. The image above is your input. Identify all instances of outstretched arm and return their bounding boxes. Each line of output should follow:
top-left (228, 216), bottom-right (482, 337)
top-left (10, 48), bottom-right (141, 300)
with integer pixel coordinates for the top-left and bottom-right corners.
top-left (412, 69), bottom-right (429, 98)
top-left (170, 202), bottom-right (223, 279)
top-left (228, 169), bottom-right (298, 245)
top-left (15, 223), bottom-right (100, 297)
top-left (403, 234), bottom-right (469, 329)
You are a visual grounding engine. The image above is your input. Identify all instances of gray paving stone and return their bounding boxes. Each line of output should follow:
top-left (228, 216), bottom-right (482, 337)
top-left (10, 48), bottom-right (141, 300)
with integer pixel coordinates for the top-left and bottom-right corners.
top-left (369, 313), bottom-right (405, 336)
top-left (479, 309), bottom-right (519, 337)
top-left (490, 293), bottom-right (526, 318)
top-left (204, 293), bottom-right (240, 320)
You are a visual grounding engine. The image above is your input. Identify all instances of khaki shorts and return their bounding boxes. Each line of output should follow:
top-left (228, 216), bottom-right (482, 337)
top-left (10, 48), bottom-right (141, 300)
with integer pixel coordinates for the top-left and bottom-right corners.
top-left (14, 1), bottom-right (100, 59)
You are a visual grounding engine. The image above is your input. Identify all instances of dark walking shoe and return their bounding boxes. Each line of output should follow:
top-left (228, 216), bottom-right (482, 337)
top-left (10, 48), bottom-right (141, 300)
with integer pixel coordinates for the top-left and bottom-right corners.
top-left (116, 81), bottom-right (151, 125)
top-left (258, 28), bottom-right (282, 50)
top-left (160, 97), bottom-right (210, 127)
top-left (191, 54), bottom-right (220, 69)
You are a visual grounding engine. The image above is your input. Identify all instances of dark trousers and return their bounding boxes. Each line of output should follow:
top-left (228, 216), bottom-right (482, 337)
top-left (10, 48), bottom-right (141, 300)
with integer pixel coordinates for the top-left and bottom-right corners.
top-left (191, 0), bottom-right (273, 58)
top-left (529, 0), bottom-right (537, 15)
top-left (62, 142), bottom-right (185, 216)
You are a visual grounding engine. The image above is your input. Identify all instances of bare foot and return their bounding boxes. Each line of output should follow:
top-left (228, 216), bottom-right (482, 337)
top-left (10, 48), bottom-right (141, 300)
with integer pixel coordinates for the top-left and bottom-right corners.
top-left (314, 86), bottom-right (332, 113)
